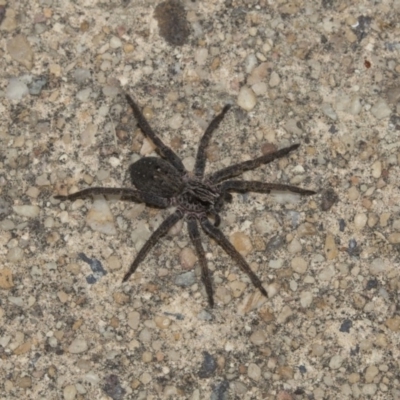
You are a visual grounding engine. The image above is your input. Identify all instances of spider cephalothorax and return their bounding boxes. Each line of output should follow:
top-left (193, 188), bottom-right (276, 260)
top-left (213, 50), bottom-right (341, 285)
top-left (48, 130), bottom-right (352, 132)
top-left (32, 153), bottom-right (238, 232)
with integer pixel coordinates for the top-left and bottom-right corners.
top-left (55, 94), bottom-right (315, 307)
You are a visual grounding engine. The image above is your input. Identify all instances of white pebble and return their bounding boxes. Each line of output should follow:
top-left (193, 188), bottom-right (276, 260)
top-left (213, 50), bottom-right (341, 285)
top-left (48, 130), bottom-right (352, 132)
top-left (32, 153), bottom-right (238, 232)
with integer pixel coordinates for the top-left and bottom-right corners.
top-left (195, 48), bottom-right (208, 65)
top-left (329, 355), bottom-right (343, 369)
top-left (6, 78), bottom-right (29, 100)
top-left (247, 363), bottom-right (261, 381)
top-left (291, 257), bottom-right (308, 274)
top-left (68, 338), bottom-right (88, 354)
top-left (110, 36), bottom-right (122, 48)
top-left (168, 113), bottom-right (183, 130)
top-left (63, 385), bottom-right (77, 400)
top-left (13, 205), bottom-right (40, 218)
top-left (371, 98), bottom-right (391, 119)
top-left (269, 71), bottom-right (280, 87)
top-left (300, 291), bottom-right (313, 307)
top-left (321, 103), bottom-right (338, 120)
top-left (237, 86), bottom-right (257, 111)
top-left (354, 213), bottom-right (367, 230)
top-left (86, 196), bottom-right (117, 235)
top-left (7, 247), bottom-right (24, 262)
top-left (371, 160), bottom-right (382, 178)
top-left (287, 238), bottom-right (302, 253)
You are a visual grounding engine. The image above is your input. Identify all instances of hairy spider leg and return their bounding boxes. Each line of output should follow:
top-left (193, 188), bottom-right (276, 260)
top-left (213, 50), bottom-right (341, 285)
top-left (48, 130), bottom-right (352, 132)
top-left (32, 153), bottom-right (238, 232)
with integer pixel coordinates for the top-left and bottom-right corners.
top-left (208, 144), bottom-right (302, 183)
top-left (219, 180), bottom-right (316, 196)
top-left (187, 218), bottom-right (214, 307)
top-left (122, 210), bottom-right (183, 282)
top-left (200, 218), bottom-right (268, 299)
top-left (194, 104), bottom-right (231, 178)
top-left (125, 94), bottom-right (186, 175)
top-left (54, 187), bottom-right (171, 208)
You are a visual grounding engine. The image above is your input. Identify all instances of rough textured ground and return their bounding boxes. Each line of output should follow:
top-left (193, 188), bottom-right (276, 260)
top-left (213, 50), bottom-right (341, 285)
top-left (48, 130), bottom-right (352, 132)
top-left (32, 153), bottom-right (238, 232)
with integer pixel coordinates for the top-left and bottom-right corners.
top-left (1, 0), bottom-right (400, 399)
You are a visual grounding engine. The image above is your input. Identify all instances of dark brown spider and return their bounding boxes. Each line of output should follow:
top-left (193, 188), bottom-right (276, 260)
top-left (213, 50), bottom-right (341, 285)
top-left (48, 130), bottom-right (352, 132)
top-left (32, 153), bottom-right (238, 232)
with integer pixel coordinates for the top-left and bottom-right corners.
top-left (55, 94), bottom-right (316, 307)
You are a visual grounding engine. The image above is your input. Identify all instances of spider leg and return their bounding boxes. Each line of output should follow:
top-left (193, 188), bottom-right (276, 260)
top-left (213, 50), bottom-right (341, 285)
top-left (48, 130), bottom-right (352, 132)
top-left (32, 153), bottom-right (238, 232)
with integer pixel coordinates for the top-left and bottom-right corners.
top-left (208, 144), bottom-right (301, 183)
top-left (125, 94), bottom-right (185, 174)
top-left (219, 180), bottom-right (316, 196)
top-left (187, 218), bottom-right (214, 307)
top-left (194, 105), bottom-right (231, 178)
top-left (200, 218), bottom-right (268, 299)
top-left (122, 210), bottom-right (183, 282)
top-left (54, 187), bottom-right (171, 208)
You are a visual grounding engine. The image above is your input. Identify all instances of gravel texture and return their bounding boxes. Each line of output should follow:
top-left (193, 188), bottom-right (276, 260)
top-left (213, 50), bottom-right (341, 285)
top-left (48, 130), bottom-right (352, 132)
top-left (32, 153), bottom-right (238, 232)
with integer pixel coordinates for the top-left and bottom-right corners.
top-left (1, 0), bottom-right (400, 399)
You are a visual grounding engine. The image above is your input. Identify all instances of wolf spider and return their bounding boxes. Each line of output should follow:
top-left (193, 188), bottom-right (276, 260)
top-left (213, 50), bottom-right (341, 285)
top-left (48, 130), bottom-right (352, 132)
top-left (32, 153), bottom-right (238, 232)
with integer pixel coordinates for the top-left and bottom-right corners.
top-left (55, 94), bottom-right (315, 307)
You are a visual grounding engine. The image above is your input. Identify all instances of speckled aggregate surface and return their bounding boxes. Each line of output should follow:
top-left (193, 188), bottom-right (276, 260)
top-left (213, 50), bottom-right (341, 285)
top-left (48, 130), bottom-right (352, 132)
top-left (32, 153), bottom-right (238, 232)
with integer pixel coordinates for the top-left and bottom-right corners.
top-left (1, 0), bottom-right (400, 399)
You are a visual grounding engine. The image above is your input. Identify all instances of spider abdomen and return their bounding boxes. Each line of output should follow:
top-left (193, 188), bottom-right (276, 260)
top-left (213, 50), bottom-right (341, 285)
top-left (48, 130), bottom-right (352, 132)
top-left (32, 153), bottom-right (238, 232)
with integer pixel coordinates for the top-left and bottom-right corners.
top-left (129, 157), bottom-right (184, 198)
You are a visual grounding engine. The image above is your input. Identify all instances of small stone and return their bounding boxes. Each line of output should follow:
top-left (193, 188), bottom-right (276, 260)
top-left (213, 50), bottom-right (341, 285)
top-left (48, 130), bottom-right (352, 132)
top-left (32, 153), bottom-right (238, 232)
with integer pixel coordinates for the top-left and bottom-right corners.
top-left (300, 291), bottom-right (313, 307)
top-left (13, 205), bottom-right (40, 218)
top-left (325, 233), bottom-right (338, 260)
top-left (237, 86), bottom-right (257, 111)
top-left (354, 213), bottom-right (367, 230)
top-left (0, 268), bottom-right (14, 289)
top-left (168, 113), bottom-right (183, 130)
top-left (63, 385), bottom-right (77, 400)
top-left (385, 316), bottom-right (400, 331)
top-left (362, 384), bottom-right (377, 396)
top-left (365, 365), bottom-right (379, 383)
top-left (370, 99), bottom-right (391, 119)
top-left (321, 103), bottom-right (337, 120)
top-left (369, 258), bottom-right (386, 275)
top-left (347, 186), bottom-right (360, 201)
top-left (249, 330), bottom-right (267, 345)
top-left (16, 376), bottom-right (32, 389)
top-left (109, 36), bottom-right (122, 48)
top-left (154, 316), bottom-right (171, 329)
top-left (7, 247), bottom-right (24, 262)
top-left (318, 265), bottom-right (335, 281)
top-left (291, 257), bottom-right (308, 274)
top-left (247, 363), bottom-right (261, 381)
top-left (269, 71), bottom-right (280, 87)
top-left (139, 372), bottom-right (152, 385)
top-left (68, 338), bottom-right (88, 354)
top-left (195, 48), bottom-right (208, 65)
top-left (371, 160), bottom-right (382, 178)
top-left (76, 88), bottom-right (92, 102)
top-left (229, 281), bottom-right (247, 298)
top-left (179, 247), bottom-right (197, 269)
top-left (6, 77), bottom-right (29, 100)
top-left (297, 222), bottom-right (317, 236)
top-left (128, 311), bottom-right (140, 330)
top-left (276, 305), bottom-right (292, 324)
top-left (320, 188), bottom-right (338, 211)
top-left (311, 344), bottom-right (325, 357)
top-left (175, 271), bottom-right (196, 287)
top-left (287, 238), bottom-right (302, 253)
top-left (230, 232), bottom-right (253, 256)
top-left (86, 196), bottom-right (117, 235)
top-left (388, 233), bottom-right (400, 244)
top-left (329, 355), bottom-right (343, 369)
top-left (7, 34), bottom-right (34, 70)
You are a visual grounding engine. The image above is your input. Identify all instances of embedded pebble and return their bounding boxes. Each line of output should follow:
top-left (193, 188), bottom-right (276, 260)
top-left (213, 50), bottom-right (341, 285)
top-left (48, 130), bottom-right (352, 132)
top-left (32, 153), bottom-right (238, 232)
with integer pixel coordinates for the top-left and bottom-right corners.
top-left (365, 365), bottom-right (379, 383)
top-left (175, 271), bottom-right (196, 287)
top-left (7, 247), bottom-right (24, 262)
top-left (297, 222), bottom-right (317, 236)
top-left (110, 36), bottom-right (122, 48)
top-left (0, 219), bottom-right (15, 230)
top-left (371, 160), bottom-right (382, 178)
top-left (388, 233), bottom-right (400, 244)
top-left (13, 205), bottom-right (40, 218)
top-left (6, 77), bottom-right (29, 100)
top-left (369, 258), bottom-right (386, 275)
top-left (276, 305), bottom-right (293, 324)
top-left (287, 238), bottom-right (302, 253)
top-left (269, 71), bottom-right (280, 87)
top-left (86, 197), bottom-right (117, 235)
top-left (68, 338), bottom-right (88, 354)
top-left (168, 113), bottom-right (183, 130)
top-left (291, 257), bottom-right (307, 274)
top-left (370, 98), bottom-right (391, 119)
top-left (195, 48), bottom-right (208, 65)
top-left (321, 103), bottom-right (337, 120)
top-left (7, 34), bottom-right (34, 70)
top-left (63, 385), bottom-right (77, 400)
top-left (154, 316), bottom-right (171, 329)
top-left (329, 355), bottom-right (343, 369)
top-left (247, 363), bottom-right (261, 381)
top-left (318, 265), bottom-right (335, 281)
top-left (128, 311), bottom-right (140, 330)
top-left (325, 233), bottom-right (338, 260)
top-left (76, 88), bottom-right (92, 102)
top-left (320, 188), bottom-right (339, 211)
top-left (354, 213), bottom-right (367, 230)
top-left (179, 247), bottom-right (197, 269)
top-left (229, 281), bottom-right (247, 298)
top-left (249, 330), bottom-right (267, 345)
top-left (0, 268), bottom-right (14, 289)
top-left (237, 86), bottom-right (257, 111)
top-left (300, 291), bottom-right (313, 307)
top-left (362, 384), bottom-right (377, 396)
top-left (230, 232), bottom-right (253, 256)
